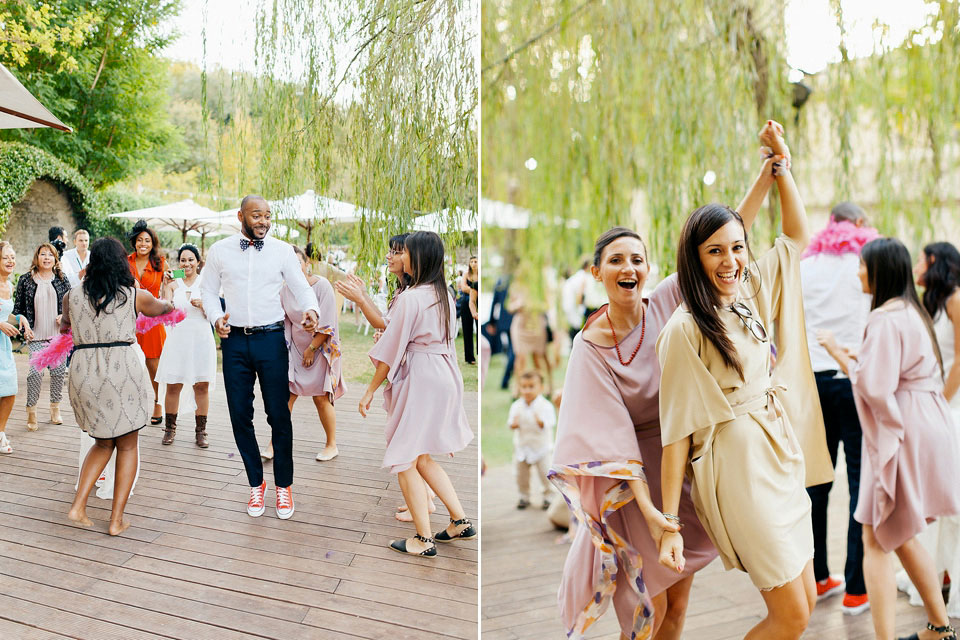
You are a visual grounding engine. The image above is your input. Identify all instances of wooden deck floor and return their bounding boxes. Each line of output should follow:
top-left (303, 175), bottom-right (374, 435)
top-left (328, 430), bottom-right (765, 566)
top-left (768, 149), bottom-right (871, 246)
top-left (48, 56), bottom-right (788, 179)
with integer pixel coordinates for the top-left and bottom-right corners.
top-left (481, 455), bottom-right (949, 639)
top-left (0, 355), bottom-right (478, 640)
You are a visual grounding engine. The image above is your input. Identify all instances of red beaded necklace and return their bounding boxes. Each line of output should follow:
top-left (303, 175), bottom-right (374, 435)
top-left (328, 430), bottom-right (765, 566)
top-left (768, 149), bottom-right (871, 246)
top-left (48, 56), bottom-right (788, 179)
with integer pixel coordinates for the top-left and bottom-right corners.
top-left (606, 303), bottom-right (645, 366)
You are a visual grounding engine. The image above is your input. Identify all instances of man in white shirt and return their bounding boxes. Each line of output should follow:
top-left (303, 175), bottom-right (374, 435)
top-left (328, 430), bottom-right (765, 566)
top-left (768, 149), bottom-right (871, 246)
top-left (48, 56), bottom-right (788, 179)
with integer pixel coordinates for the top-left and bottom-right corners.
top-left (61, 229), bottom-right (90, 288)
top-left (800, 201), bottom-right (876, 615)
top-left (201, 195), bottom-right (320, 521)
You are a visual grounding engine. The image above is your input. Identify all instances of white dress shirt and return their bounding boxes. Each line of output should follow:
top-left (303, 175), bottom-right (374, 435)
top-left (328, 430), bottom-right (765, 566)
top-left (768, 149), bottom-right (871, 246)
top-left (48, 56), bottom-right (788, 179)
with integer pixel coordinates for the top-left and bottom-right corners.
top-left (200, 233), bottom-right (319, 328)
top-left (561, 269), bottom-right (588, 329)
top-left (800, 251), bottom-right (872, 374)
top-left (61, 247), bottom-right (90, 288)
top-left (508, 395), bottom-right (556, 463)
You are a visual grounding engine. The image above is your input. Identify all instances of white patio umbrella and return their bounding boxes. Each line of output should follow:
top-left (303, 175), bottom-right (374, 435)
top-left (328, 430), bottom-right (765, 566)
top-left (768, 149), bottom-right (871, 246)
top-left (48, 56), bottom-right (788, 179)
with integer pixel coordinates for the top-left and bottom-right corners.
top-left (413, 207), bottom-right (478, 234)
top-left (0, 63), bottom-right (71, 131)
top-left (269, 190), bottom-right (365, 244)
top-left (481, 198), bottom-right (530, 229)
top-left (109, 199), bottom-right (219, 243)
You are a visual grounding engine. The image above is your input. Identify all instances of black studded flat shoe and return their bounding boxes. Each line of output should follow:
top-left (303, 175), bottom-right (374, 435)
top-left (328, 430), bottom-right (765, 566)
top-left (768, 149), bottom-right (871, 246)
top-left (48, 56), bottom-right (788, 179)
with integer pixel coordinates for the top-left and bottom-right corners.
top-left (434, 517), bottom-right (478, 542)
top-left (389, 533), bottom-right (437, 557)
top-left (898, 622), bottom-right (957, 640)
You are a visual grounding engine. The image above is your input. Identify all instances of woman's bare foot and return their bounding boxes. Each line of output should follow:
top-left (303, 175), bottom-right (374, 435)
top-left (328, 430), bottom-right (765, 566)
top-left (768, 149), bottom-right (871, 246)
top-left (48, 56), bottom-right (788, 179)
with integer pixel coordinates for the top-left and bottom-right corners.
top-left (67, 507), bottom-right (93, 527)
top-left (108, 519), bottom-right (131, 536)
top-left (395, 498), bottom-right (437, 522)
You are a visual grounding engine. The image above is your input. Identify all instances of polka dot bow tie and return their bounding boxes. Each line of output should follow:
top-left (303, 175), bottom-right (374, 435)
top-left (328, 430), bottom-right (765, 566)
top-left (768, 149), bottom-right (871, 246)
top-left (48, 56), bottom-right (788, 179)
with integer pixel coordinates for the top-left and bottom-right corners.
top-left (240, 238), bottom-right (264, 252)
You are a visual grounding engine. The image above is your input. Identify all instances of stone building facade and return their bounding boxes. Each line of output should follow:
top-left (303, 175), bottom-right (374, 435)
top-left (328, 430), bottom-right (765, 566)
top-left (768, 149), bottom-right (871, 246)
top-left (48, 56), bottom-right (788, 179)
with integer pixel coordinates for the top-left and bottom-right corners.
top-left (3, 178), bottom-right (85, 267)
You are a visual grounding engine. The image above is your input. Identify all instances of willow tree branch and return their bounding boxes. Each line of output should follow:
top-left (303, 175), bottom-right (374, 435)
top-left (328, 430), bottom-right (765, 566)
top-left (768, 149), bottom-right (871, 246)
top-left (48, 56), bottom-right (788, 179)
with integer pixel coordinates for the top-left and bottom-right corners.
top-left (481, 0), bottom-right (598, 74)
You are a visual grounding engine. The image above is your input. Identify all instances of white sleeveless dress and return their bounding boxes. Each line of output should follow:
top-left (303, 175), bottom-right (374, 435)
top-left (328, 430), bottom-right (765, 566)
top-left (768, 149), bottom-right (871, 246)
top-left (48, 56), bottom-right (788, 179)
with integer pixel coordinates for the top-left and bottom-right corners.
top-left (155, 277), bottom-right (217, 387)
top-left (155, 276), bottom-right (217, 414)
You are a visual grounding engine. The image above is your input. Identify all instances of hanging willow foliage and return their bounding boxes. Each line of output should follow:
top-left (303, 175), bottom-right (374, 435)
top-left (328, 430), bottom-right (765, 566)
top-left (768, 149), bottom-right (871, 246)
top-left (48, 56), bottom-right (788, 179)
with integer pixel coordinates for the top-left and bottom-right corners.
top-left (206, 0), bottom-right (477, 269)
top-left (483, 0), bottom-right (960, 291)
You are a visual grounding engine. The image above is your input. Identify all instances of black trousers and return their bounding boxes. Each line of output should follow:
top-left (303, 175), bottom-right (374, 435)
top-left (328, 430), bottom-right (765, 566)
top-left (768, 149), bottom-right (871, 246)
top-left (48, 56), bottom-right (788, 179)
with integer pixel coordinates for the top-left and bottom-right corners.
top-left (806, 373), bottom-right (866, 595)
top-left (462, 313), bottom-right (476, 363)
top-left (220, 329), bottom-right (294, 487)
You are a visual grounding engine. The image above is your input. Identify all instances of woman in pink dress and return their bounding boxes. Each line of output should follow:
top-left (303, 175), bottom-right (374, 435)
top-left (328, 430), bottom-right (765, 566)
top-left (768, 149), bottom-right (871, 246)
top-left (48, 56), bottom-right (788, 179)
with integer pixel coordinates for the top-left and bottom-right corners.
top-left (550, 144), bottom-right (781, 640)
top-left (280, 245), bottom-right (345, 461)
top-left (361, 231), bottom-right (475, 557)
top-left (819, 237), bottom-right (960, 640)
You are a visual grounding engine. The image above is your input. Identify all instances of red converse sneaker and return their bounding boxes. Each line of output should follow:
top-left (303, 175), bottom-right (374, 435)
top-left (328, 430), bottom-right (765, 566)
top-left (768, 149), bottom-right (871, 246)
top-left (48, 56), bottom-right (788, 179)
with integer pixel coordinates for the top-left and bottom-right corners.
top-left (816, 575), bottom-right (845, 600)
top-left (276, 485), bottom-right (294, 520)
top-left (247, 481), bottom-right (266, 517)
top-left (841, 593), bottom-right (870, 615)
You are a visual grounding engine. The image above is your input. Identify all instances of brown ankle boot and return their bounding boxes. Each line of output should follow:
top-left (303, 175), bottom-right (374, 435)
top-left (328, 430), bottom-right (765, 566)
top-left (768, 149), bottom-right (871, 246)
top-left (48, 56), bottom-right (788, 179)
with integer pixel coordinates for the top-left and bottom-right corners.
top-left (26, 406), bottom-right (38, 431)
top-left (162, 413), bottom-right (177, 445)
top-left (195, 415), bottom-right (208, 448)
top-left (49, 402), bottom-right (63, 425)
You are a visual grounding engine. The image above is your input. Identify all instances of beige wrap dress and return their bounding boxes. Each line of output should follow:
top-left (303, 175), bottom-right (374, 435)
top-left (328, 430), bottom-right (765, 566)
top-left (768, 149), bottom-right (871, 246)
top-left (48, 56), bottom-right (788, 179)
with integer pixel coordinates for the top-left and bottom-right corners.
top-left (657, 236), bottom-right (833, 590)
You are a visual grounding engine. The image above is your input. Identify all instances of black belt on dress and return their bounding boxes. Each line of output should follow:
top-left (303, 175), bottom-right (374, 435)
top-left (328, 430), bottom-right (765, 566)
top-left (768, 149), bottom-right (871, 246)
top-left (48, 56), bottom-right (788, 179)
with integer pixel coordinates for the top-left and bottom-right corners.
top-left (230, 321), bottom-right (284, 335)
top-left (73, 341), bottom-right (134, 350)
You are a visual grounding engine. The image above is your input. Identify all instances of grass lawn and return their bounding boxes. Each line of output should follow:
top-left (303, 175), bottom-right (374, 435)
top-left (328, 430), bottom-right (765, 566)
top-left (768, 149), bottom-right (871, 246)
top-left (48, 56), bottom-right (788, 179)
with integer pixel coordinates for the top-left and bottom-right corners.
top-left (481, 350), bottom-right (570, 468)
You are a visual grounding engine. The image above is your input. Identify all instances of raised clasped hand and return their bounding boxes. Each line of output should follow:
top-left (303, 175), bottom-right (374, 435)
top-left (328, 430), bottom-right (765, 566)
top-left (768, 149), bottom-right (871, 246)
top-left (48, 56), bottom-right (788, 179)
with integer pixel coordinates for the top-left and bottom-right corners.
top-left (816, 328), bottom-right (838, 353)
top-left (333, 274), bottom-right (365, 302)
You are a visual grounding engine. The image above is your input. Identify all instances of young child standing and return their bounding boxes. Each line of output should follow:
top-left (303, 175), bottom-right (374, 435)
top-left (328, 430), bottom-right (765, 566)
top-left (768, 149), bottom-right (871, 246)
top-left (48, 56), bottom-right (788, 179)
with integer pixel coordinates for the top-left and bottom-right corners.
top-left (508, 370), bottom-right (556, 510)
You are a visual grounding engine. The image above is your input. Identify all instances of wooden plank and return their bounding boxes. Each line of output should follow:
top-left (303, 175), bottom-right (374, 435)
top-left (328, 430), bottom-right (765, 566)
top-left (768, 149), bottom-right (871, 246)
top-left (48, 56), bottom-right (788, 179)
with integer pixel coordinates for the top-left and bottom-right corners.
top-left (0, 354), bottom-right (478, 639)
top-left (480, 453), bottom-right (937, 638)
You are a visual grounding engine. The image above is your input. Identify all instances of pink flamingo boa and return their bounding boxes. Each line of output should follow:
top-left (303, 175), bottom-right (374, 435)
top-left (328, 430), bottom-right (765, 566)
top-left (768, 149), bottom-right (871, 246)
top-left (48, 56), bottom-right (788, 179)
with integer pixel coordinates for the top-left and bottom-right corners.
top-left (29, 309), bottom-right (186, 370)
top-left (802, 218), bottom-right (879, 258)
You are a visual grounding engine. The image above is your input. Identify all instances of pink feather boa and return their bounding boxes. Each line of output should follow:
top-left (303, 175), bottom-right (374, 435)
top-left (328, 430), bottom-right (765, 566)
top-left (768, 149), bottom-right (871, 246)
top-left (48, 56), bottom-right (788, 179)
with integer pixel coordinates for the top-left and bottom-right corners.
top-left (802, 219), bottom-right (879, 258)
top-left (29, 309), bottom-right (187, 370)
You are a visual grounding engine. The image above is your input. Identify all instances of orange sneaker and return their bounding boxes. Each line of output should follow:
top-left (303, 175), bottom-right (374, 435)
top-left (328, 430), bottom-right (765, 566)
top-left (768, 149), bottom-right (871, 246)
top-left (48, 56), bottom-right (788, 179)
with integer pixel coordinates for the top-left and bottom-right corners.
top-left (247, 481), bottom-right (266, 517)
top-left (816, 575), bottom-right (845, 599)
top-left (841, 593), bottom-right (869, 615)
top-left (276, 485), bottom-right (295, 520)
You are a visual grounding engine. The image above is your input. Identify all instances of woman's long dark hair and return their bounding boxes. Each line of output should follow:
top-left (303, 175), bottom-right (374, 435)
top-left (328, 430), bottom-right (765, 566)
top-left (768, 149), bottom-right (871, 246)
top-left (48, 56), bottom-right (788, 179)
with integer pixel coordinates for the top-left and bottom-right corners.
top-left (920, 242), bottom-right (960, 319)
top-left (862, 237), bottom-right (943, 374)
top-left (84, 237), bottom-right (136, 316)
top-left (128, 220), bottom-right (164, 271)
top-left (404, 231), bottom-right (451, 340)
top-left (676, 203), bottom-right (758, 379)
top-left (386, 233), bottom-right (412, 309)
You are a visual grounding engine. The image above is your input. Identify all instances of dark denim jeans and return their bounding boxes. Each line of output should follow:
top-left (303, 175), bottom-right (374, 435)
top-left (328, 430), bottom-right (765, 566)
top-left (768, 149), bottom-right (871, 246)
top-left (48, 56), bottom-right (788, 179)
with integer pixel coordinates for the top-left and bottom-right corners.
top-left (220, 329), bottom-right (293, 488)
top-left (807, 373), bottom-right (866, 595)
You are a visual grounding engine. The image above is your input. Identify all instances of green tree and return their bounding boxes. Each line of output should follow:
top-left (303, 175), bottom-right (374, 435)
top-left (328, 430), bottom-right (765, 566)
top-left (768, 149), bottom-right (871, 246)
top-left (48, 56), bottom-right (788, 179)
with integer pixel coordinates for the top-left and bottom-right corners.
top-left (210, 0), bottom-right (479, 268)
top-left (0, 0), bottom-right (184, 187)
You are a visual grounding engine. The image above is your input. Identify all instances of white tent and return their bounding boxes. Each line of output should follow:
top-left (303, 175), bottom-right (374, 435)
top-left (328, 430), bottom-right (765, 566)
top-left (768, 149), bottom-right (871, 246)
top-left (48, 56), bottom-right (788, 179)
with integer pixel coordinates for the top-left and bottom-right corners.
top-left (413, 207), bottom-right (478, 234)
top-left (109, 199), bottom-right (221, 244)
top-left (266, 190), bottom-right (366, 244)
top-left (480, 198), bottom-right (530, 229)
top-left (0, 63), bottom-right (71, 131)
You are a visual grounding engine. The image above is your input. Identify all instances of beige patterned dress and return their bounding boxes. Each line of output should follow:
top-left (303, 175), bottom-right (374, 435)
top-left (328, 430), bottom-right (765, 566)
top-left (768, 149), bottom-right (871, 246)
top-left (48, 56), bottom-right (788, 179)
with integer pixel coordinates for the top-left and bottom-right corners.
top-left (67, 286), bottom-right (152, 438)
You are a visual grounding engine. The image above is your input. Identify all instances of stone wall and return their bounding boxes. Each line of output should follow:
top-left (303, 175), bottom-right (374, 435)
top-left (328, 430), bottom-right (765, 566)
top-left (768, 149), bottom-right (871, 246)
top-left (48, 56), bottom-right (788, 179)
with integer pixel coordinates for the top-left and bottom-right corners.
top-left (3, 178), bottom-right (83, 269)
